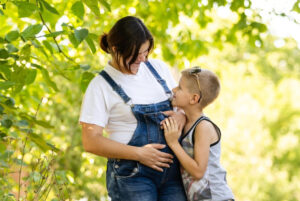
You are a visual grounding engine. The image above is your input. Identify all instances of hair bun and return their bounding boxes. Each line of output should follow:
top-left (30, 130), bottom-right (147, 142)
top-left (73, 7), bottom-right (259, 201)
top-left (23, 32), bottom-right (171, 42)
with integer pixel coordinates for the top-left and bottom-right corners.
top-left (100, 33), bottom-right (109, 53)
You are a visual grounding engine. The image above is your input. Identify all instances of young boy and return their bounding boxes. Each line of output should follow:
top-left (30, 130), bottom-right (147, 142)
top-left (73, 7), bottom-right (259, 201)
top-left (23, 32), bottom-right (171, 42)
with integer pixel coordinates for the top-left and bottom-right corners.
top-left (163, 67), bottom-right (234, 201)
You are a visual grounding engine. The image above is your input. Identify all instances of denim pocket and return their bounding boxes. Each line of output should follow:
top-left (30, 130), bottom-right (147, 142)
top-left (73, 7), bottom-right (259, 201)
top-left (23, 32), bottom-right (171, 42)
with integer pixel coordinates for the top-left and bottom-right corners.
top-left (113, 159), bottom-right (140, 178)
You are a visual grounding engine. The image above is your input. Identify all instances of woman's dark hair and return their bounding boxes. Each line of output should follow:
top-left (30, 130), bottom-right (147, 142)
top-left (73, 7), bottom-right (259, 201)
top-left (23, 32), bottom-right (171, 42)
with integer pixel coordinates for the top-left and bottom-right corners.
top-left (100, 16), bottom-right (154, 74)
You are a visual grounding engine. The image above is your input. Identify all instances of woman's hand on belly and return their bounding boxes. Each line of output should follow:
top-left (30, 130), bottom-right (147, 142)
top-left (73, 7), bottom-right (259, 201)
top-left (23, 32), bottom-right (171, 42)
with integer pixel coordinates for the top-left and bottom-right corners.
top-left (137, 144), bottom-right (173, 172)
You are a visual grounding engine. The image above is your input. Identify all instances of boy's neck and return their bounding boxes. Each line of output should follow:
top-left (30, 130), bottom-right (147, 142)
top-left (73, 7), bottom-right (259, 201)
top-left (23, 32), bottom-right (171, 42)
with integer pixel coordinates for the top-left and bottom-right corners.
top-left (184, 107), bottom-right (204, 124)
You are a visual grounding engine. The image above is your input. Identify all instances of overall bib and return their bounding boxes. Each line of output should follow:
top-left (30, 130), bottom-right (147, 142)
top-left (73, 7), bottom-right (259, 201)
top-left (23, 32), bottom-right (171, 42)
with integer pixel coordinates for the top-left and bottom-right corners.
top-left (100, 61), bottom-right (186, 201)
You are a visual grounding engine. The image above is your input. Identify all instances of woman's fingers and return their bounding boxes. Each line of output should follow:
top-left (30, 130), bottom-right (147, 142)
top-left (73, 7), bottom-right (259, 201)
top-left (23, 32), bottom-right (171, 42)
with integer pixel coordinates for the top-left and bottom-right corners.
top-left (139, 144), bottom-right (174, 171)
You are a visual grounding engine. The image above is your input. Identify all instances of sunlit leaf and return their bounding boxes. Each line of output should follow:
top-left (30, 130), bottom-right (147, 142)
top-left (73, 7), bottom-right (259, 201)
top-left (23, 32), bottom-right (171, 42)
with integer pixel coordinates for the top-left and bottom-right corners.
top-left (21, 24), bottom-right (43, 40)
top-left (41, 0), bottom-right (59, 15)
top-left (85, 35), bottom-right (96, 53)
top-left (72, 1), bottom-right (85, 20)
top-left (5, 31), bottom-right (19, 42)
top-left (80, 72), bottom-right (94, 92)
top-left (68, 33), bottom-right (79, 47)
top-left (75, 28), bottom-right (89, 43)
top-left (6, 44), bottom-right (18, 53)
top-left (43, 31), bottom-right (65, 38)
top-left (83, 0), bottom-right (100, 16)
top-left (25, 69), bottom-right (37, 85)
top-left (0, 81), bottom-right (15, 90)
top-left (80, 64), bottom-right (91, 70)
top-left (20, 44), bottom-right (31, 61)
top-left (28, 133), bottom-right (58, 152)
top-left (42, 40), bottom-right (53, 54)
top-left (31, 63), bottom-right (59, 91)
top-left (1, 119), bottom-right (13, 128)
top-left (292, 0), bottom-right (300, 12)
top-left (0, 48), bottom-right (9, 59)
top-left (14, 2), bottom-right (38, 18)
top-left (98, 0), bottom-right (111, 12)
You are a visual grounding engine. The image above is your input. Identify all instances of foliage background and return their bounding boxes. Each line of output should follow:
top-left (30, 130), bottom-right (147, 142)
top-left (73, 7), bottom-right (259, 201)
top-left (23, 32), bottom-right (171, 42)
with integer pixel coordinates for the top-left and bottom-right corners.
top-left (1, 0), bottom-right (300, 200)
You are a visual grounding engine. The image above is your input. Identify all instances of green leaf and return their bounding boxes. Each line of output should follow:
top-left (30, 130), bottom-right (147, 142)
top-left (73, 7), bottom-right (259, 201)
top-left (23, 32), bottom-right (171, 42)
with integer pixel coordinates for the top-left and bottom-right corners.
top-left (1, 119), bottom-right (13, 128)
top-left (292, 0), bottom-right (300, 12)
top-left (42, 40), bottom-right (53, 54)
top-left (43, 31), bottom-right (65, 38)
top-left (6, 44), bottom-right (18, 53)
top-left (32, 64), bottom-right (59, 91)
top-left (0, 81), bottom-right (15, 90)
top-left (251, 22), bottom-right (267, 32)
top-left (28, 133), bottom-right (58, 152)
top-left (5, 31), bottom-right (19, 42)
top-left (88, 33), bottom-right (99, 41)
top-left (80, 72), bottom-right (94, 92)
top-left (21, 24), bottom-right (43, 40)
top-left (25, 69), bottom-right (37, 85)
top-left (41, 0), bottom-right (59, 15)
top-left (40, 69), bottom-right (58, 91)
top-left (230, 0), bottom-right (245, 11)
top-left (2, 150), bottom-right (14, 160)
top-left (0, 37), bottom-right (5, 43)
top-left (4, 97), bottom-right (15, 107)
top-left (20, 44), bottom-right (31, 61)
top-left (16, 120), bottom-right (29, 127)
top-left (83, 0), bottom-right (100, 17)
top-left (85, 35), bottom-right (96, 53)
top-left (0, 8), bottom-right (3, 16)
top-left (31, 171), bottom-right (41, 182)
top-left (14, 2), bottom-right (38, 18)
top-left (75, 28), bottom-right (89, 43)
top-left (72, 1), bottom-right (85, 20)
top-left (139, 0), bottom-right (148, 7)
top-left (98, 0), bottom-right (111, 12)
top-left (35, 119), bottom-right (54, 128)
top-left (68, 33), bottom-right (79, 48)
top-left (80, 64), bottom-right (91, 70)
top-left (0, 48), bottom-right (9, 59)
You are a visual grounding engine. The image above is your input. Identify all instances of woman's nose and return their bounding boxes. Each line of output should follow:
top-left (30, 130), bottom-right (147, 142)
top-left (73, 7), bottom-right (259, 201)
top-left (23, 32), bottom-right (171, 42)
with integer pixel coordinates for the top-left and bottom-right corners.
top-left (137, 54), bottom-right (146, 62)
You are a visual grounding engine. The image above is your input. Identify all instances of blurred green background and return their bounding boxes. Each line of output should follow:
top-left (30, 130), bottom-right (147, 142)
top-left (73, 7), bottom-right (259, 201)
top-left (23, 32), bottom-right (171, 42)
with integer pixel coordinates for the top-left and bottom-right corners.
top-left (1, 0), bottom-right (300, 200)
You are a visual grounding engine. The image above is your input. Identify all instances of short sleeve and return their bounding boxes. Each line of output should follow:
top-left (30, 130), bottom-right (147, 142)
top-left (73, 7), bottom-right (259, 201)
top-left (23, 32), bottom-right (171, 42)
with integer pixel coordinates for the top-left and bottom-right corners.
top-left (79, 77), bottom-right (109, 127)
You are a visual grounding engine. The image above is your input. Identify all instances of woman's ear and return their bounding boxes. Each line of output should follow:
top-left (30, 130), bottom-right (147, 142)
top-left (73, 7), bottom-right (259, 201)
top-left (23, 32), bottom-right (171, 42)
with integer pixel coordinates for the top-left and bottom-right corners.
top-left (111, 46), bottom-right (117, 53)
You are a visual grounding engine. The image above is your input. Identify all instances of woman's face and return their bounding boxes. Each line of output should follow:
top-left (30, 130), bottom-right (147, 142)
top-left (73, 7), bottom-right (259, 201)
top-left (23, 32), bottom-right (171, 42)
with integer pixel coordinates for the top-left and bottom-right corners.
top-left (128, 40), bottom-right (150, 74)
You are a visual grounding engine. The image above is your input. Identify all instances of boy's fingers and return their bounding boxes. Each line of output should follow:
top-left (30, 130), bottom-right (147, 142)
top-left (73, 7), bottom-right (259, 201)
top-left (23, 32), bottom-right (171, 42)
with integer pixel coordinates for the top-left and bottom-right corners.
top-left (162, 110), bottom-right (174, 116)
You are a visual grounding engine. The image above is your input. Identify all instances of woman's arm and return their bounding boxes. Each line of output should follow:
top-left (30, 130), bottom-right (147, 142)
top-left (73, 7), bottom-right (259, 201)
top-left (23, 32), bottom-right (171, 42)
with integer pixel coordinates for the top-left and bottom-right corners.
top-left (81, 122), bottom-right (174, 172)
top-left (163, 118), bottom-right (213, 179)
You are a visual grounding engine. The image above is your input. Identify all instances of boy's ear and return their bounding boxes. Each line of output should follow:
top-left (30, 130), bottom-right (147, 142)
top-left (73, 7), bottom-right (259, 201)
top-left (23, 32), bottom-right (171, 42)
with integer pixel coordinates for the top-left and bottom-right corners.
top-left (190, 93), bottom-right (201, 104)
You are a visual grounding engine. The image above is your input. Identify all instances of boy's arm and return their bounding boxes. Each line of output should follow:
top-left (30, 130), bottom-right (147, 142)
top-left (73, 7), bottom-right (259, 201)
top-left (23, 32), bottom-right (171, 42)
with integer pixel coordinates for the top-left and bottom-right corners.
top-left (163, 118), bottom-right (213, 180)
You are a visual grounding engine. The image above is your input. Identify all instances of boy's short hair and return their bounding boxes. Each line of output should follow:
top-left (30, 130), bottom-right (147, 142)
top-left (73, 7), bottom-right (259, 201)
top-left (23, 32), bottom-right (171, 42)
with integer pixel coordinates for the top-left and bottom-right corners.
top-left (181, 67), bottom-right (220, 108)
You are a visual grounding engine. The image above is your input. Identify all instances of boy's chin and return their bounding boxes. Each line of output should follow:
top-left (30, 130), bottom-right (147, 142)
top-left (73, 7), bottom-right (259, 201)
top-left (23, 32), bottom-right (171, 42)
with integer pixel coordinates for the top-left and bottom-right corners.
top-left (171, 101), bottom-right (178, 108)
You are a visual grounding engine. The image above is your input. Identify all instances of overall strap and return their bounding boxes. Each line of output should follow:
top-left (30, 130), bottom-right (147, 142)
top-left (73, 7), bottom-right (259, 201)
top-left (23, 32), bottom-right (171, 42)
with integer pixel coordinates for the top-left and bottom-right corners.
top-left (99, 71), bottom-right (131, 104)
top-left (144, 61), bottom-right (172, 96)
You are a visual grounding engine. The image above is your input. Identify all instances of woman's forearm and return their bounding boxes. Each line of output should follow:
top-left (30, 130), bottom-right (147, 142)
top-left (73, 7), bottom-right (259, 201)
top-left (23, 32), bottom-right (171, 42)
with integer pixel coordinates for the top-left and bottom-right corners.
top-left (83, 133), bottom-right (141, 160)
top-left (81, 122), bottom-right (173, 171)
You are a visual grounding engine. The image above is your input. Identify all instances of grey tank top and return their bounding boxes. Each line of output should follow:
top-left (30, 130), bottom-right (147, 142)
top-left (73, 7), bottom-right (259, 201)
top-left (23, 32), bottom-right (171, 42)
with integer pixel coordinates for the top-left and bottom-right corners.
top-left (180, 116), bottom-right (234, 201)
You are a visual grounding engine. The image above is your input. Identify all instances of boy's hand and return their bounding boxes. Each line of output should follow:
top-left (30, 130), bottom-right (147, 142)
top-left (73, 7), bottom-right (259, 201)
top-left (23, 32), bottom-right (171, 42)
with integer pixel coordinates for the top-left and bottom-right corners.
top-left (163, 117), bottom-right (181, 146)
top-left (161, 110), bottom-right (186, 131)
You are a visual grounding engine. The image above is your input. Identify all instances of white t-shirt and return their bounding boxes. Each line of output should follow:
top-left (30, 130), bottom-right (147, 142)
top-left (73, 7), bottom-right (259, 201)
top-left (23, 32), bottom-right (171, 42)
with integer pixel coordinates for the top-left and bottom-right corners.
top-left (79, 59), bottom-right (177, 144)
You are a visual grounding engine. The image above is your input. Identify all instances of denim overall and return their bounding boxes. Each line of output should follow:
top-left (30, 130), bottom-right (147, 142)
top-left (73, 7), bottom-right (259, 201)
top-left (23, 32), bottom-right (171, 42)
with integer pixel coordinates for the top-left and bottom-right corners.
top-left (100, 61), bottom-right (186, 201)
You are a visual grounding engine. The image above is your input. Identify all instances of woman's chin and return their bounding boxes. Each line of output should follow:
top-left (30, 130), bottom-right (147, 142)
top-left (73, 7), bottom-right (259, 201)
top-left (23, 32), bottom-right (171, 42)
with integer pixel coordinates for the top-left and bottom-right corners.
top-left (130, 64), bottom-right (140, 74)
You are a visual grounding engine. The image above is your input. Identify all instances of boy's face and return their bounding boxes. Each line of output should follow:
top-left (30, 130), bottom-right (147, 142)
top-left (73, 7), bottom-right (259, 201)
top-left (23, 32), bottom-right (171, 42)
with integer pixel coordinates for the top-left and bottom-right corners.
top-left (171, 76), bottom-right (193, 108)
